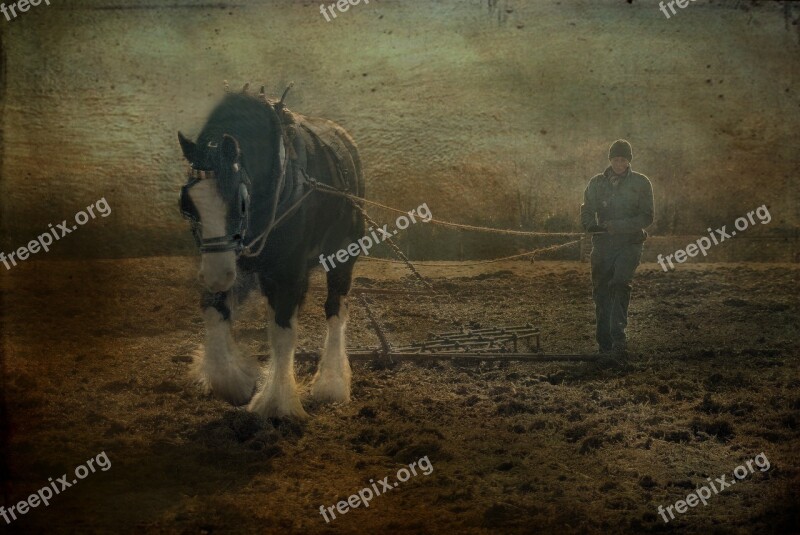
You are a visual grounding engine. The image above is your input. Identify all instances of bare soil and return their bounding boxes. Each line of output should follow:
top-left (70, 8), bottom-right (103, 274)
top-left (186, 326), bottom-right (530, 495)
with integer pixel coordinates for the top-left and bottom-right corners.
top-left (2, 257), bottom-right (799, 534)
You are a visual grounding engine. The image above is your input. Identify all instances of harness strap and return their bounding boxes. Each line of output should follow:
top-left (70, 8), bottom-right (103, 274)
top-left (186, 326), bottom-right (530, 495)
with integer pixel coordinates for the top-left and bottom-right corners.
top-left (199, 234), bottom-right (244, 253)
top-left (189, 169), bottom-right (216, 181)
top-left (240, 130), bottom-right (290, 258)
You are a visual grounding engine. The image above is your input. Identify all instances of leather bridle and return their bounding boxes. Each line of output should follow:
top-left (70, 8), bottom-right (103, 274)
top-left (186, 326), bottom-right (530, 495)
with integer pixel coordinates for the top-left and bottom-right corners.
top-left (179, 165), bottom-right (253, 254)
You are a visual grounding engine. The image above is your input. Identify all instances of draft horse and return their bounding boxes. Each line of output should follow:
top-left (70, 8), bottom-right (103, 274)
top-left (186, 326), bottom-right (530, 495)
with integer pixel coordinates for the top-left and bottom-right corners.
top-left (178, 90), bottom-right (364, 419)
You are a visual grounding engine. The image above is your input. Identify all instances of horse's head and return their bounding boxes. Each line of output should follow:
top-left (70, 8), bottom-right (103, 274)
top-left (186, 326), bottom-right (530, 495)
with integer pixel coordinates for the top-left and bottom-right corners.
top-left (178, 131), bottom-right (251, 293)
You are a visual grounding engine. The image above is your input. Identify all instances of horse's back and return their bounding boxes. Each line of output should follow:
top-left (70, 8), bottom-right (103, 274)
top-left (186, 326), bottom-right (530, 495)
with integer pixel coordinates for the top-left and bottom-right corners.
top-left (285, 110), bottom-right (364, 198)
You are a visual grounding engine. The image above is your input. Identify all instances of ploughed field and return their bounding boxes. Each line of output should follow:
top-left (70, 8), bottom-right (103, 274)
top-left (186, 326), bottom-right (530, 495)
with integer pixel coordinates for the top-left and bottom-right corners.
top-left (2, 257), bottom-right (799, 534)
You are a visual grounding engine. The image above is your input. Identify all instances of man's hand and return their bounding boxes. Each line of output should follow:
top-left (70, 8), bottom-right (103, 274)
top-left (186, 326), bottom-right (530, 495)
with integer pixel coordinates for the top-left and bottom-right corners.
top-left (587, 224), bottom-right (607, 234)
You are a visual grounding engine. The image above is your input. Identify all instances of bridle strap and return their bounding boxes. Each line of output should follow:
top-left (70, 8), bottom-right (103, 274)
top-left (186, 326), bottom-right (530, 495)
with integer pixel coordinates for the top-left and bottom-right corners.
top-left (198, 235), bottom-right (243, 253)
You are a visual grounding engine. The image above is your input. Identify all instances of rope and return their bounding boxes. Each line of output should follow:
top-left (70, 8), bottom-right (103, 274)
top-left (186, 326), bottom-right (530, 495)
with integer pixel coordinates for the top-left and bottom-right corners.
top-left (407, 216), bottom-right (581, 238)
top-left (311, 183), bottom-right (582, 238)
top-left (360, 238), bottom-right (583, 267)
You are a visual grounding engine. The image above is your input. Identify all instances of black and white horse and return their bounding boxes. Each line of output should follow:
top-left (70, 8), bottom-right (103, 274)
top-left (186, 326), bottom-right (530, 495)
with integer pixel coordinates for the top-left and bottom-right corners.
top-left (178, 92), bottom-right (364, 419)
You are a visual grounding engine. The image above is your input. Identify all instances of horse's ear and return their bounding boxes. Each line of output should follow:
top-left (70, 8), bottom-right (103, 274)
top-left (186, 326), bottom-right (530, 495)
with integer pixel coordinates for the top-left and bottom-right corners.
top-left (221, 134), bottom-right (241, 165)
top-left (177, 132), bottom-right (196, 162)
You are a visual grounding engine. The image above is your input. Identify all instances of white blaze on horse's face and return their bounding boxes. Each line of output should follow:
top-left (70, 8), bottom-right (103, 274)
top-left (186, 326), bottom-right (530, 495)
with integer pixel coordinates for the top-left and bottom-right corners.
top-left (189, 179), bottom-right (237, 292)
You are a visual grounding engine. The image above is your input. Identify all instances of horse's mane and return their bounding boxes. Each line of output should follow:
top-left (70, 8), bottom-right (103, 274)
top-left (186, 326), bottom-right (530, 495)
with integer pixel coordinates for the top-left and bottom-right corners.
top-left (196, 93), bottom-right (280, 186)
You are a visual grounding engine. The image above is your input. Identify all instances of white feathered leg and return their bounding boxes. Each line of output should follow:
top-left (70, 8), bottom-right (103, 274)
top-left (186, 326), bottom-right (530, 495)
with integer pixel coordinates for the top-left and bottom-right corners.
top-left (311, 303), bottom-right (351, 403)
top-left (248, 307), bottom-right (308, 419)
top-left (192, 305), bottom-right (258, 406)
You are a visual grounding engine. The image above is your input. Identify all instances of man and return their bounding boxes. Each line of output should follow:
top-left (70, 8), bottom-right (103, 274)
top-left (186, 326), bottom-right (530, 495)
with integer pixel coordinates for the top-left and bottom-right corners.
top-left (580, 139), bottom-right (654, 355)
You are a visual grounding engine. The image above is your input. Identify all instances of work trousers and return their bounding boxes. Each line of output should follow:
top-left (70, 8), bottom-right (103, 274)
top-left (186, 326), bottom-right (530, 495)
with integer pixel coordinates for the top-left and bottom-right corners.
top-left (590, 242), bottom-right (643, 351)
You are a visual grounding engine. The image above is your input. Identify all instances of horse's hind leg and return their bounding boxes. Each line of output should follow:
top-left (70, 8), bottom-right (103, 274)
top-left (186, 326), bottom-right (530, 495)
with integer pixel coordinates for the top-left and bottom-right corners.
top-left (311, 262), bottom-right (353, 404)
top-left (248, 277), bottom-right (309, 419)
top-left (192, 285), bottom-right (258, 406)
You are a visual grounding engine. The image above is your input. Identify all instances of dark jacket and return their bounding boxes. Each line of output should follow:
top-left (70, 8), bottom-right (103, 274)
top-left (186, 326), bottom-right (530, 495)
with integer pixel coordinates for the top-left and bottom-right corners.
top-left (580, 166), bottom-right (654, 246)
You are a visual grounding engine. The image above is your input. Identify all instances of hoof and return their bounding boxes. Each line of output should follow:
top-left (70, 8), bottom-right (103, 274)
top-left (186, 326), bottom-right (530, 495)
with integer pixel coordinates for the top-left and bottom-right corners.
top-left (311, 371), bottom-right (351, 404)
top-left (248, 387), bottom-right (308, 420)
top-left (191, 350), bottom-right (258, 406)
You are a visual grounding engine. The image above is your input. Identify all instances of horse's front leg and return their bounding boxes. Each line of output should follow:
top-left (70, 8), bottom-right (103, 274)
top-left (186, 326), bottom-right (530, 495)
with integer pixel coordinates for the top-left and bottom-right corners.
top-left (248, 282), bottom-right (308, 419)
top-left (192, 291), bottom-right (258, 406)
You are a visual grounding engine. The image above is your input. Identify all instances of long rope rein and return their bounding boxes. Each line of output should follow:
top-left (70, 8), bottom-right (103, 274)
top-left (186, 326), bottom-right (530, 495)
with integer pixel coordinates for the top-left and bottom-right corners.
top-left (360, 239), bottom-right (584, 267)
top-left (309, 180), bottom-right (586, 263)
top-left (311, 181), bottom-right (583, 238)
top-left (242, 175), bottom-right (585, 267)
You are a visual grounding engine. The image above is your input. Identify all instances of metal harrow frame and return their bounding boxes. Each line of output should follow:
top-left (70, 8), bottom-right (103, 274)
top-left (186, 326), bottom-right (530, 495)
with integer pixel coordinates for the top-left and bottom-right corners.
top-left (294, 289), bottom-right (598, 364)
